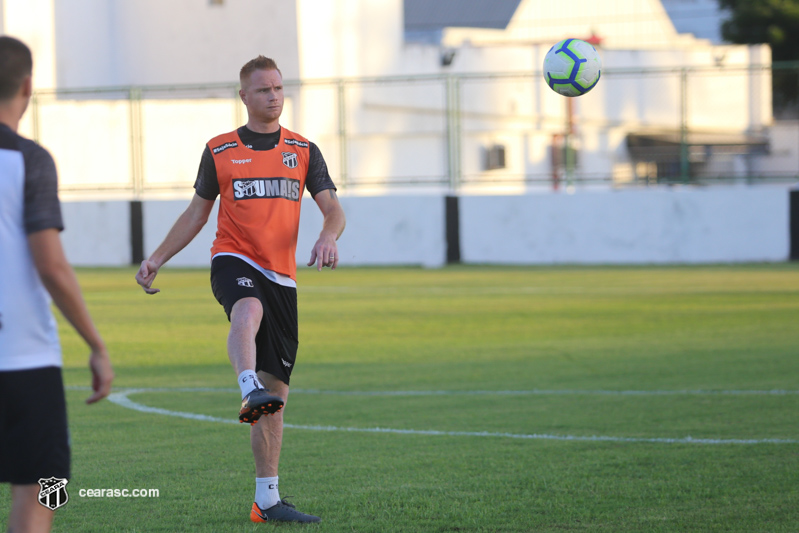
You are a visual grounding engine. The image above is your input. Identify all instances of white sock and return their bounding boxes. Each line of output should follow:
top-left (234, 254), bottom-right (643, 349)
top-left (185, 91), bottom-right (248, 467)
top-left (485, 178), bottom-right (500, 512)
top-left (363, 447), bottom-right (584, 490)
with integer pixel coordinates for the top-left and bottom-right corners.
top-left (255, 476), bottom-right (280, 509)
top-left (238, 370), bottom-right (263, 399)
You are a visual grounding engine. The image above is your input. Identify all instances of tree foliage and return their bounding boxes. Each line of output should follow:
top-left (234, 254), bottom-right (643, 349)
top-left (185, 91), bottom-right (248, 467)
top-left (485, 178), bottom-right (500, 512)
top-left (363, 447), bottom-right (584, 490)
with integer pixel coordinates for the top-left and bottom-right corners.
top-left (720, 0), bottom-right (799, 114)
top-left (719, 0), bottom-right (799, 61)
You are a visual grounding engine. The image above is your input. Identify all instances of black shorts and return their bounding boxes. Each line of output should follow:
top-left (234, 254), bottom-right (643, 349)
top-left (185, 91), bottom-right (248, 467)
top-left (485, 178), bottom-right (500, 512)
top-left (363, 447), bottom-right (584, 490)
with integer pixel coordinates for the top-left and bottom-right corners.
top-left (0, 366), bottom-right (70, 484)
top-left (210, 255), bottom-right (298, 385)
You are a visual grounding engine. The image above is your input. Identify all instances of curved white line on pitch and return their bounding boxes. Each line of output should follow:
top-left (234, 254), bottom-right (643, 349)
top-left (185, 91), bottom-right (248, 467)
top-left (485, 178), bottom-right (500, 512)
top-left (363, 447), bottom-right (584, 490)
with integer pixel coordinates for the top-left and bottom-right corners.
top-left (105, 389), bottom-right (799, 446)
top-left (290, 388), bottom-right (799, 396)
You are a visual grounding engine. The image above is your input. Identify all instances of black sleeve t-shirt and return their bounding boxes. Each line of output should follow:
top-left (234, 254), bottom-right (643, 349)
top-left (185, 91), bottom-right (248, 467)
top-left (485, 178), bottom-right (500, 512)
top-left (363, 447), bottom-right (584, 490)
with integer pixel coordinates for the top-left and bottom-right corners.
top-left (194, 126), bottom-right (336, 201)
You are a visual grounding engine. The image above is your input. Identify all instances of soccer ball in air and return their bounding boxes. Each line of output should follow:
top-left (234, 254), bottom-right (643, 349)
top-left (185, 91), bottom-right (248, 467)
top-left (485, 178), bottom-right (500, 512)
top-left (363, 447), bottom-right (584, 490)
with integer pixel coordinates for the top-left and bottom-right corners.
top-left (543, 38), bottom-right (602, 97)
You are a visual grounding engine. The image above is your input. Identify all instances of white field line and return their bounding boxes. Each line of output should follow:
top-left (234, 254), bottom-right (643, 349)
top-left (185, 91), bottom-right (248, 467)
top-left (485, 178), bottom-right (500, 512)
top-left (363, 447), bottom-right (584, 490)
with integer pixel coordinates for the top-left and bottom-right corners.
top-left (290, 389), bottom-right (799, 396)
top-left (298, 285), bottom-right (799, 297)
top-left (67, 386), bottom-right (799, 397)
top-left (67, 387), bottom-right (799, 446)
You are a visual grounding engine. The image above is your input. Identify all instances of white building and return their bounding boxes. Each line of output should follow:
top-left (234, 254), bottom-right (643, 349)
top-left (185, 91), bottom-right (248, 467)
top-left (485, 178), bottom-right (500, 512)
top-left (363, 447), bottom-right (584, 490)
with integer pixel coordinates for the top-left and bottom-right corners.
top-left (1, 0), bottom-right (793, 267)
top-left (0, 0), bottom-right (793, 196)
top-left (1, 0), bottom-right (300, 88)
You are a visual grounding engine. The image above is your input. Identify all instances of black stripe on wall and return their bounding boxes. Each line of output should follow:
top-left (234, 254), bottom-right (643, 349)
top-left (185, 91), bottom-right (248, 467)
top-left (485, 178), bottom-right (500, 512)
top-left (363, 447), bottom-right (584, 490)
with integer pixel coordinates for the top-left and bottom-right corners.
top-left (445, 195), bottom-right (460, 264)
top-left (130, 200), bottom-right (144, 265)
top-left (791, 190), bottom-right (799, 261)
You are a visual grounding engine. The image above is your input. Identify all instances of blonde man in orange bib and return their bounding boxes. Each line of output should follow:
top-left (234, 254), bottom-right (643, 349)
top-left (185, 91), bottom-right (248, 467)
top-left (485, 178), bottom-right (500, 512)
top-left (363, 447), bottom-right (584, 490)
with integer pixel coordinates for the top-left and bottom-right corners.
top-left (136, 56), bottom-right (345, 524)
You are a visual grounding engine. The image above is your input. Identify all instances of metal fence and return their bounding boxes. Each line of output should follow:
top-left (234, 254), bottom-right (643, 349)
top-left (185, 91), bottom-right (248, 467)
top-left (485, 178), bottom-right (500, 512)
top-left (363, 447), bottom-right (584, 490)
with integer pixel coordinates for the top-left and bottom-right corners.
top-left (22, 62), bottom-right (799, 198)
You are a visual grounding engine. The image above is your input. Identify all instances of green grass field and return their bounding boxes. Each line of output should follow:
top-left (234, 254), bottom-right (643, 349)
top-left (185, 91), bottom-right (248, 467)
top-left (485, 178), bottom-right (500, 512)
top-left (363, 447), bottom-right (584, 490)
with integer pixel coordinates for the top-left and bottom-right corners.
top-left (2, 264), bottom-right (799, 532)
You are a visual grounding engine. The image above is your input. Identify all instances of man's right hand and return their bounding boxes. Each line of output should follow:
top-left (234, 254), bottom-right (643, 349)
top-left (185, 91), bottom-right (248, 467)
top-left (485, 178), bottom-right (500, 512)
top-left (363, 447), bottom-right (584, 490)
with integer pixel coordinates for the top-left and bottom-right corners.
top-left (135, 259), bottom-right (161, 294)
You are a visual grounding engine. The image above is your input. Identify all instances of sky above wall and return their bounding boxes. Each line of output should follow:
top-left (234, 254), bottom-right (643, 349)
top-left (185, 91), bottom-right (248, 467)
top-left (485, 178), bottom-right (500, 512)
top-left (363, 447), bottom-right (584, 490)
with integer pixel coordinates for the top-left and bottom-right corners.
top-left (404, 0), bottom-right (725, 44)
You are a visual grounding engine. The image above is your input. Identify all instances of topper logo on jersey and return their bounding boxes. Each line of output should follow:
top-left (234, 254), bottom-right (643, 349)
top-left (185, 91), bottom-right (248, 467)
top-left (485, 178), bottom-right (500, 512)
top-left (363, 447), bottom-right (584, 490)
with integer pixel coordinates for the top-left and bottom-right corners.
top-left (233, 178), bottom-right (301, 202)
top-left (282, 152), bottom-right (298, 169)
top-left (212, 141), bottom-right (238, 154)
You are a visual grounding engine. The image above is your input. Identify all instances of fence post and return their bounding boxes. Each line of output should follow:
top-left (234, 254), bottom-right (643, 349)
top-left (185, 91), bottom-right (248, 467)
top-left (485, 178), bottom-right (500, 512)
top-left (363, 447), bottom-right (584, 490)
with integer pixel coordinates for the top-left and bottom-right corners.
top-left (31, 91), bottom-right (40, 144)
top-left (680, 67), bottom-right (689, 184)
top-left (564, 97), bottom-right (576, 190)
top-left (791, 190), bottom-right (799, 261)
top-left (234, 84), bottom-right (243, 128)
top-left (337, 79), bottom-right (348, 189)
top-left (129, 87), bottom-right (144, 199)
top-left (130, 200), bottom-right (144, 265)
top-left (446, 75), bottom-right (461, 193)
top-left (445, 195), bottom-right (461, 264)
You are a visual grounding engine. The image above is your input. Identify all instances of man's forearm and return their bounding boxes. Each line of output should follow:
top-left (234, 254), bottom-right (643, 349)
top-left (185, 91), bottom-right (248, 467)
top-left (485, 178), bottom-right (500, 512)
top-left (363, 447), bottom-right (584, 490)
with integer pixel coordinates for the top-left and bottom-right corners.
top-left (43, 264), bottom-right (105, 350)
top-left (321, 208), bottom-right (346, 241)
top-left (28, 230), bottom-right (105, 350)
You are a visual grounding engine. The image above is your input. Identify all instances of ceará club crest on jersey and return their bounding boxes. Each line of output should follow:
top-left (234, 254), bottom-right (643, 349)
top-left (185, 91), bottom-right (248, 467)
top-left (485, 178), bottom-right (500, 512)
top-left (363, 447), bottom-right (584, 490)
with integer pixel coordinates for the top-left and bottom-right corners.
top-left (282, 152), bottom-right (298, 169)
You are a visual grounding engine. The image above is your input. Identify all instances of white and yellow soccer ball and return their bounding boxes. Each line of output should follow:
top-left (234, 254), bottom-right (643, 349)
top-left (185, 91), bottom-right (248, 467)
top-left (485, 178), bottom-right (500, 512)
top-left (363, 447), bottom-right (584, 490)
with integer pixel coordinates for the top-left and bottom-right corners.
top-left (543, 38), bottom-right (602, 97)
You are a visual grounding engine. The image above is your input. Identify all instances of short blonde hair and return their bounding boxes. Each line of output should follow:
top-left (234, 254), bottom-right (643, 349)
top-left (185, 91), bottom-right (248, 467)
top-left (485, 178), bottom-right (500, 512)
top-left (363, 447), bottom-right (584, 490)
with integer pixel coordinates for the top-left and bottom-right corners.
top-left (240, 56), bottom-right (282, 87)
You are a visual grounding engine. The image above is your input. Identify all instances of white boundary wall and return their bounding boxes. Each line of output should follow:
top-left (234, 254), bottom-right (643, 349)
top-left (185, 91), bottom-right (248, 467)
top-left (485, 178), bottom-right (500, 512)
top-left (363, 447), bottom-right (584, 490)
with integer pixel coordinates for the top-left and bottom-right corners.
top-left (61, 187), bottom-right (791, 268)
top-left (299, 196), bottom-right (446, 268)
top-left (461, 186), bottom-right (790, 264)
top-left (132, 195), bottom-right (446, 269)
top-left (61, 201), bottom-right (131, 266)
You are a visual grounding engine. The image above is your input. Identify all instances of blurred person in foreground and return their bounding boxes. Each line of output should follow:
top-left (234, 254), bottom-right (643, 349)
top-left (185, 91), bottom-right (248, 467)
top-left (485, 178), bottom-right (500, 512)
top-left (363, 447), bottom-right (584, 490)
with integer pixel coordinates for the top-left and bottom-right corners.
top-left (135, 55), bottom-right (345, 524)
top-left (0, 35), bottom-right (114, 533)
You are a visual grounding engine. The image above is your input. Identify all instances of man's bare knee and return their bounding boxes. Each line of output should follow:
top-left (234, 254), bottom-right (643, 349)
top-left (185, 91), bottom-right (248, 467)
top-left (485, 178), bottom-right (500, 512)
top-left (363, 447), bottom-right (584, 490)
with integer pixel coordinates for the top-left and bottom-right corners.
top-left (230, 298), bottom-right (262, 328)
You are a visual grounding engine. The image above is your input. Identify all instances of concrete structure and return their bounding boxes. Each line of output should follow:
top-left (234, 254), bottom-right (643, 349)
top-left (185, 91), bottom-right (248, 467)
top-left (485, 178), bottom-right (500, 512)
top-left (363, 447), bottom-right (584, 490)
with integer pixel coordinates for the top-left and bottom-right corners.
top-left (61, 186), bottom-right (793, 268)
top-left (2, 0), bottom-right (300, 88)
top-left (1, 0), bottom-right (728, 86)
top-left (459, 186), bottom-right (790, 264)
top-left (2, 1), bottom-right (797, 267)
top-left (2, 0), bottom-right (789, 197)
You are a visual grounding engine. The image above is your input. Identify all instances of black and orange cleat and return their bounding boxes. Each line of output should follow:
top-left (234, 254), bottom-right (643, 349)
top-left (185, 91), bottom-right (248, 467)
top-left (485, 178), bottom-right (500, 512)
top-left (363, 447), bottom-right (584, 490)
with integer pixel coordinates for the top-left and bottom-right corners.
top-left (239, 389), bottom-right (284, 425)
top-left (250, 500), bottom-right (321, 523)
